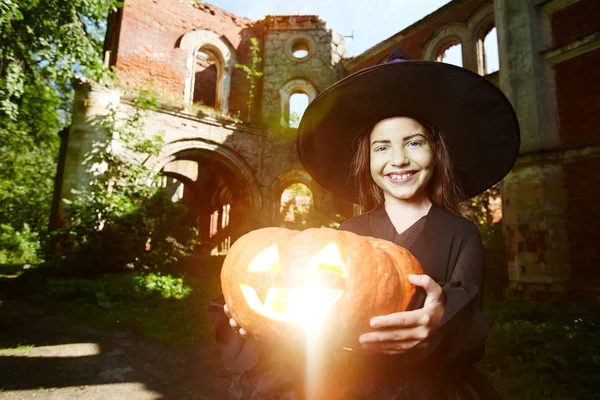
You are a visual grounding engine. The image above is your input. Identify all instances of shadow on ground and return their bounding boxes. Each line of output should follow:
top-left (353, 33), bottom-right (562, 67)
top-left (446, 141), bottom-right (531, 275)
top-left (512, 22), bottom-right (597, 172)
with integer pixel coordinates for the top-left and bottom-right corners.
top-left (0, 264), bottom-right (231, 400)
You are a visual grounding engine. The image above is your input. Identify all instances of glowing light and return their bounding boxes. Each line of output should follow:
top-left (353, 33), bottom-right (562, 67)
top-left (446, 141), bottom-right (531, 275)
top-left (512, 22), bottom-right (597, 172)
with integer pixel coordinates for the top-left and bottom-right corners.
top-left (306, 242), bottom-right (346, 277)
top-left (239, 284), bottom-right (343, 324)
top-left (247, 244), bottom-right (279, 272)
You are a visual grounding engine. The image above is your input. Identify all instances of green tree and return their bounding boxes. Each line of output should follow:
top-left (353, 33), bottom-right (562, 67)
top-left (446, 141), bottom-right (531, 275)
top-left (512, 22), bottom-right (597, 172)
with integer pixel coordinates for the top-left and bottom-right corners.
top-left (0, 0), bottom-right (121, 262)
top-left (41, 90), bottom-right (199, 274)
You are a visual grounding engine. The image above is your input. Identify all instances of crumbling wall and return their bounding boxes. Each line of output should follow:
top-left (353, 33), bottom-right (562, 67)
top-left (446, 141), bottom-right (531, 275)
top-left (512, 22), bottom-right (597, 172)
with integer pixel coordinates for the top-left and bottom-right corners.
top-left (104, 0), bottom-right (261, 118)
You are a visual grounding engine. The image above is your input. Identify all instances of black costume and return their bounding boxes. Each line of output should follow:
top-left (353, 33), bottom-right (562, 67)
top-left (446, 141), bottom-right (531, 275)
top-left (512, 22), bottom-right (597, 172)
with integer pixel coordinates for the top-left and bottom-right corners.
top-left (209, 205), bottom-right (501, 399)
top-left (210, 48), bottom-right (518, 399)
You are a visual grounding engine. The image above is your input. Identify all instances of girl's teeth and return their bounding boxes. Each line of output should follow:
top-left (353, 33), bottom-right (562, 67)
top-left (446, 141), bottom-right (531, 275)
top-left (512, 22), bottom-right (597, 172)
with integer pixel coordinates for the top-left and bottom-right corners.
top-left (388, 172), bottom-right (415, 181)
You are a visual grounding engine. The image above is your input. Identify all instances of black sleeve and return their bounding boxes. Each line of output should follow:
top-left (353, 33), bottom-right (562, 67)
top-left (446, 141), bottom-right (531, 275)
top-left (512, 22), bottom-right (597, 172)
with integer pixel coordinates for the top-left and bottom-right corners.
top-left (402, 224), bottom-right (488, 367)
top-left (208, 295), bottom-right (261, 373)
top-left (425, 224), bottom-right (488, 366)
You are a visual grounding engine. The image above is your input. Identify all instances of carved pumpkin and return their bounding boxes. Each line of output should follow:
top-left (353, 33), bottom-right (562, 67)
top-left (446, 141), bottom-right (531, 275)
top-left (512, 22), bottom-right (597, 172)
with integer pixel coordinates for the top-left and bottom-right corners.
top-left (220, 227), bottom-right (423, 349)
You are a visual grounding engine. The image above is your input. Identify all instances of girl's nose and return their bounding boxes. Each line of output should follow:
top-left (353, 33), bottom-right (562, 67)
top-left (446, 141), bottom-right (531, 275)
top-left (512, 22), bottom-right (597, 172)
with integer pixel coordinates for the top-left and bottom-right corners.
top-left (391, 147), bottom-right (409, 166)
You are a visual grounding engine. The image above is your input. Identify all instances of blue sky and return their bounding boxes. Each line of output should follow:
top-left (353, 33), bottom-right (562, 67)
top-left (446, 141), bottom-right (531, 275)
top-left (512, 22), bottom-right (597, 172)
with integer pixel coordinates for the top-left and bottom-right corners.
top-left (208, 0), bottom-right (455, 56)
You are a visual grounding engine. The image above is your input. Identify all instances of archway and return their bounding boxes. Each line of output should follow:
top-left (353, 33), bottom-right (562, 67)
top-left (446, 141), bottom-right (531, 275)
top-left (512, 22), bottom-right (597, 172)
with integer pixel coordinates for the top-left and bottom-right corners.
top-left (152, 141), bottom-right (262, 255)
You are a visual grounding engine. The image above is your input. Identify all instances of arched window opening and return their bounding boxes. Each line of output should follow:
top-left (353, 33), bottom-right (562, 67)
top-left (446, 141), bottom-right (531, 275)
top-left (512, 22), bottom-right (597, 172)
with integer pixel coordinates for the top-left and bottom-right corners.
top-left (289, 92), bottom-right (309, 128)
top-left (437, 42), bottom-right (463, 67)
top-left (483, 28), bottom-right (499, 74)
top-left (280, 183), bottom-right (313, 228)
top-left (193, 48), bottom-right (218, 107)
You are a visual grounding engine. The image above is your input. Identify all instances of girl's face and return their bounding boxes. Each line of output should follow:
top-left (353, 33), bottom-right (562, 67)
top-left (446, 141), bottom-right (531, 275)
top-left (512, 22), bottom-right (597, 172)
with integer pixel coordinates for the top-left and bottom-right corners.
top-left (369, 117), bottom-right (435, 203)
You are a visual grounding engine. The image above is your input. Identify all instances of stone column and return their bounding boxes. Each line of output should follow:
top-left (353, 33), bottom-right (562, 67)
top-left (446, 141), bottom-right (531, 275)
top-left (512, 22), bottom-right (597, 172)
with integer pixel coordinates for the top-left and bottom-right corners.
top-left (493, 0), bottom-right (570, 298)
top-left (461, 39), bottom-right (478, 73)
top-left (56, 79), bottom-right (121, 223)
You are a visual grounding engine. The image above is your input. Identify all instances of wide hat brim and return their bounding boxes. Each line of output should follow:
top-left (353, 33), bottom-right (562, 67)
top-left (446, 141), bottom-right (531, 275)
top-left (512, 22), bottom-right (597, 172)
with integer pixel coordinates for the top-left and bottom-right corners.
top-left (297, 61), bottom-right (520, 203)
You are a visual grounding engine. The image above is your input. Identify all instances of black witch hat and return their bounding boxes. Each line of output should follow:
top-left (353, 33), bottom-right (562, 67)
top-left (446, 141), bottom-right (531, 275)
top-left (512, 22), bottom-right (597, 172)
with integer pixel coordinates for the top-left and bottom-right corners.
top-left (297, 49), bottom-right (520, 202)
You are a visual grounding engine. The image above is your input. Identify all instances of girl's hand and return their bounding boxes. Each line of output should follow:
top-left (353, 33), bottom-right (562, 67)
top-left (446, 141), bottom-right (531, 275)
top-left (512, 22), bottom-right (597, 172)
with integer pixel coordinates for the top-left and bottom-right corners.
top-left (224, 303), bottom-right (251, 339)
top-left (359, 274), bottom-right (444, 355)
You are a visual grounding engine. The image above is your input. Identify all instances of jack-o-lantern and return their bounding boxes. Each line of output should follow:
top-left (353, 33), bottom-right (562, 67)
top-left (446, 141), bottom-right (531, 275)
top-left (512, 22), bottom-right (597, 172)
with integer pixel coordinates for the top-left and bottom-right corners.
top-left (220, 227), bottom-right (423, 350)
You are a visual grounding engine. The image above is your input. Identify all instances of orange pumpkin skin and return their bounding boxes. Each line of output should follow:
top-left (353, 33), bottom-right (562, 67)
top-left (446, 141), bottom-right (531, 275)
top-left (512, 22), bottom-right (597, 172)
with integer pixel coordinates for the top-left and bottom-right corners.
top-left (220, 227), bottom-right (424, 349)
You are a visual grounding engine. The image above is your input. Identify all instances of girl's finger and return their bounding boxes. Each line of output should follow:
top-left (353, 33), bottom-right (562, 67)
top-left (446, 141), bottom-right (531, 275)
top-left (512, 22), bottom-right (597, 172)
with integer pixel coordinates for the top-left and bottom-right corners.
top-left (224, 304), bottom-right (232, 318)
top-left (229, 317), bottom-right (239, 329)
top-left (370, 309), bottom-right (423, 328)
top-left (360, 328), bottom-right (424, 344)
top-left (408, 274), bottom-right (443, 306)
top-left (360, 340), bottom-right (420, 351)
top-left (239, 328), bottom-right (248, 337)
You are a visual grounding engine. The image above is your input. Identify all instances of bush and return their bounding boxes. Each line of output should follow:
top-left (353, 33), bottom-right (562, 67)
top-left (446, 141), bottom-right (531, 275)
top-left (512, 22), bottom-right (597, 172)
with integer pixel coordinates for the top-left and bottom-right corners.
top-left (40, 90), bottom-right (199, 275)
top-left (483, 299), bottom-right (600, 400)
top-left (47, 272), bottom-right (191, 301)
top-left (0, 223), bottom-right (41, 264)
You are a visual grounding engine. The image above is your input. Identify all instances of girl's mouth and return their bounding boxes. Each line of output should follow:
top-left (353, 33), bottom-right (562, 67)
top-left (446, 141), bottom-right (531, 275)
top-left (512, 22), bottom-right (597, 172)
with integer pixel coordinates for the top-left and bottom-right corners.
top-left (385, 171), bottom-right (418, 183)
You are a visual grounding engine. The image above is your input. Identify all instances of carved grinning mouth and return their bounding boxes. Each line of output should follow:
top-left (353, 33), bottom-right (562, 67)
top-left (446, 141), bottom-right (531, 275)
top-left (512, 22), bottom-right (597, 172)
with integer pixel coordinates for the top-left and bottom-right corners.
top-left (240, 285), bottom-right (343, 323)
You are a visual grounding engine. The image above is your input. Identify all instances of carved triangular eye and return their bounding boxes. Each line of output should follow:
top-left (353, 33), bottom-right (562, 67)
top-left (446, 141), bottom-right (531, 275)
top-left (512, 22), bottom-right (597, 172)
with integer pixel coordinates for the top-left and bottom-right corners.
top-left (247, 244), bottom-right (280, 273)
top-left (308, 242), bottom-right (347, 278)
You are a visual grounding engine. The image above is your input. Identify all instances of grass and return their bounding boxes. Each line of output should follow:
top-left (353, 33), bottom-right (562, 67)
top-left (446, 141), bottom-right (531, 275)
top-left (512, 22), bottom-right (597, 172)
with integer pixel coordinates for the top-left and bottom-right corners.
top-left (35, 270), bottom-right (223, 347)
top-left (0, 263), bottom-right (36, 278)
top-left (482, 298), bottom-right (600, 400)
top-left (2, 343), bottom-right (34, 351)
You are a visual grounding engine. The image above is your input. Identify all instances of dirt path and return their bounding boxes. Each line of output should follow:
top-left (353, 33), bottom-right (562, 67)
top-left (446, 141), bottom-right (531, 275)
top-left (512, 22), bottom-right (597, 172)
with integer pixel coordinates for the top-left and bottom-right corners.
top-left (0, 277), bottom-right (232, 400)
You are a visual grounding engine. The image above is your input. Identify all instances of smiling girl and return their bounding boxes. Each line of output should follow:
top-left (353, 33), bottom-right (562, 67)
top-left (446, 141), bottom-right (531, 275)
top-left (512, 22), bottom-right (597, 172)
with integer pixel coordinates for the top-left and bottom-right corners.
top-left (212, 48), bottom-right (520, 399)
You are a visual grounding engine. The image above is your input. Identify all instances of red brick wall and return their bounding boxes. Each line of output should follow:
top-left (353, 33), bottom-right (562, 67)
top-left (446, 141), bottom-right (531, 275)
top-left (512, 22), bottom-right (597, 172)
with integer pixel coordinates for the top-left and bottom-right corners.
top-left (565, 158), bottom-right (600, 280)
top-left (106, 0), bottom-right (261, 117)
top-left (554, 49), bottom-right (600, 147)
top-left (346, 0), bottom-right (490, 72)
top-left (551, 0), bottom-right (600, 49)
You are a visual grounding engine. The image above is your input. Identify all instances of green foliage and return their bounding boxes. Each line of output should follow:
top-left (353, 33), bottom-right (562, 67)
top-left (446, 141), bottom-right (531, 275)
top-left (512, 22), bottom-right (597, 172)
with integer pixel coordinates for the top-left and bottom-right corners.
top-left (3, 343), bottom-right (35, 351)
top-left (289, 111), bottom-right (301, 128)
top-left (0, 0), bottom-right (122, 261)
top-left (0, 223), bottom-right (41, 264)
top-left (464, 185), bottom-right (503, 248)
top-left (235, 37), bottom-right (263, 121)
top-left (0, 0), bottom-right (121, 121)
top-left (483, 299), bottom-right (600, 400)
top-left (41, 90), bottom-right (199, 274)
top-left (47, 273), bottom-right (191, 301)
top-left (28, 270), bottom-right (223, 346)
top-left (0, 81), bottom-right (61, 250)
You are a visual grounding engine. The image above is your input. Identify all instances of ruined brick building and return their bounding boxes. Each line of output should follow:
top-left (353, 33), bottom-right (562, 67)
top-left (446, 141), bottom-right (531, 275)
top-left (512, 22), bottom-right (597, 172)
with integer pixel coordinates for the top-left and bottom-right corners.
top-left (53, 0), bottom-right (600, 298)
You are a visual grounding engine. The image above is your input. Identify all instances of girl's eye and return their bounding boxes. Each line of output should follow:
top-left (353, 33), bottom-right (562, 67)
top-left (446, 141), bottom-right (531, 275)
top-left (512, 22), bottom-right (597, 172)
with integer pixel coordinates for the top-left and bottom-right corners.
top-left (374, 146), bottom-right (389, 153)
top-left (406, 141), bottom-right (422, 148)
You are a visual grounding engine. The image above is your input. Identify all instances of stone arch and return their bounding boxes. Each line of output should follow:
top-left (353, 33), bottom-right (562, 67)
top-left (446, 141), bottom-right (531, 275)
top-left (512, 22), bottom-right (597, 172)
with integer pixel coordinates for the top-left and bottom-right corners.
top-left (149, 139), bottom-right (262, 211)
top-left (179, 29), bottom-right (236, 114)
top-left (161, 159), bottom-right (203, 203)
top-left (468, 3), bottom-right (496, 75)
top-left (269, 169), bottom-right (321, 225)
top-left (148, 139), bottom-right (262, 250)
top-left (422, 23), bottom-right (476, 72)
top-left (279, 78), bottom-right (318, 127)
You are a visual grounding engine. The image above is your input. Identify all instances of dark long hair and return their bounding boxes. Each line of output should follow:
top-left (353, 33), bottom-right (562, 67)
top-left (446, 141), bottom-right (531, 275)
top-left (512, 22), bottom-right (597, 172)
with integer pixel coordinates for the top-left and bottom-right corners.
top-left (351, 118), bottom-right (465, 215)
